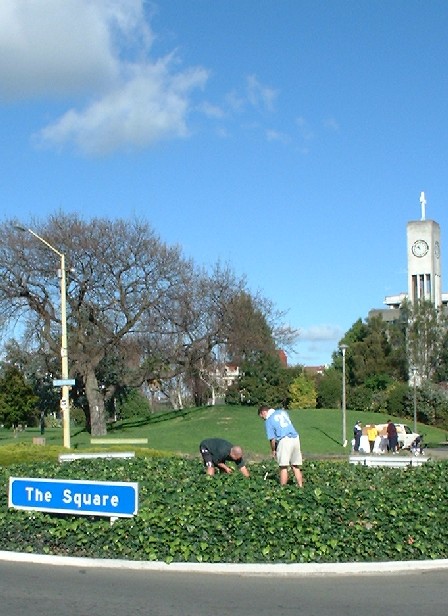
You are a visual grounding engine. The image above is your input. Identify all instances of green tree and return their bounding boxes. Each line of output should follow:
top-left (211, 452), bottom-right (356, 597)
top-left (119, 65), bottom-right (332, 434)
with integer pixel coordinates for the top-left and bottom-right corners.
top-left (1, 339), bottom-right (60, 417)
top-left (316, 367), bottom-right (341, 408)
top-left (0, 365), bottom-right (38, 428)
top-left (407, 299), bottom-right (447, 381)
top-left (226, 352), bottom-right (294, 408)
top-left (116, 388), bottom-right (151, 420)
top-left (333, 315), bottom-right (407, 387)
top-left (288, 373), bottom-right (316, 409)
top-left (386, 381), bottom-right (412, 419)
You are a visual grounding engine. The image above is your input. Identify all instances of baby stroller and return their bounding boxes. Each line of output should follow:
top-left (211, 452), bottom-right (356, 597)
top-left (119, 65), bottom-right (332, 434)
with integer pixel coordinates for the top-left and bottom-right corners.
top-left (410, 435), bottom-right (425, 456)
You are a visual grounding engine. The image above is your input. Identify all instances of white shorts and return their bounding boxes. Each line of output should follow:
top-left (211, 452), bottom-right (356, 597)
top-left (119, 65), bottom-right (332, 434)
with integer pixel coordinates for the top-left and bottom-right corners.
top-left (277, 435), bottom-right (302, 467)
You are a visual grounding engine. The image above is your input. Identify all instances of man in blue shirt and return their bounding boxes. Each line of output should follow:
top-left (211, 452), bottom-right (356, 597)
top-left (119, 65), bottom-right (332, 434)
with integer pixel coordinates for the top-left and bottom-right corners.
top-left (258, 405), bottom-right (303, 487)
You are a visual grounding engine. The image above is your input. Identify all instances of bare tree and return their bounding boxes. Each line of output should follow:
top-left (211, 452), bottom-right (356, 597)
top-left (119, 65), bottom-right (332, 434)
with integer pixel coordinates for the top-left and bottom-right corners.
top-left (0, 214), bottom-right (188, 436)
top-left (0, 214), bottom-right (300, 431)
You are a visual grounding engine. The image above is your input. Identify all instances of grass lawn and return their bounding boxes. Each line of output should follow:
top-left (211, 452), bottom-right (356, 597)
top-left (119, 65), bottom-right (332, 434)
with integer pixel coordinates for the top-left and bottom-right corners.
top-left (1, 405), bottom-right (447, 464)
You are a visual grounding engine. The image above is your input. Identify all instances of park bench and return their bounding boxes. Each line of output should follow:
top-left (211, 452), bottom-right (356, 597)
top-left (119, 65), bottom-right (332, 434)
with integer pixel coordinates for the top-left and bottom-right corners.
top-left (349, 454), bottom-right (429, 468)
top-left (90, 437), bottom-right (148, 446)
top-left (59, 452), bottom-right (136, 463)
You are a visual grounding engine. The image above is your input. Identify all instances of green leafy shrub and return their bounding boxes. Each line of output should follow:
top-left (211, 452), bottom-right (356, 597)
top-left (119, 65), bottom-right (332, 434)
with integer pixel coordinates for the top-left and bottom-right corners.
top-left (70, 407), bottom-right (86, 428)
top-left (1, 457), bottom-right (448, 564)
top-left (386, 382), bottom-right (410, 418)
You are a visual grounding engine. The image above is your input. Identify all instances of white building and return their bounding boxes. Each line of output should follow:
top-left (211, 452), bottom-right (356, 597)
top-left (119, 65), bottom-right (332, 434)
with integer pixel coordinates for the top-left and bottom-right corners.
top-left (370, 192), bottom-right (447, 320)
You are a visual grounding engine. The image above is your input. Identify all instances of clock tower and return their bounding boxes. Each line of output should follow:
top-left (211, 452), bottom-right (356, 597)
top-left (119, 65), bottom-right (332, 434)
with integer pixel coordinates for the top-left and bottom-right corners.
top-left (407, 192), bottom-right (442, 307)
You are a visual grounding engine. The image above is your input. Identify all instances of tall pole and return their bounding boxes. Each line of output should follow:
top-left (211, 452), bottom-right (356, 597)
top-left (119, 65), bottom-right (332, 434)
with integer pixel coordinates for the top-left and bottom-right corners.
top-left (16, 227), bottom-right (71, 448)
top-left (340, 344), bottom-right (348, 447)
top-left (412, 367), bottom-right (418, 434)
top-left (60, 253), bottom-right (70, 448)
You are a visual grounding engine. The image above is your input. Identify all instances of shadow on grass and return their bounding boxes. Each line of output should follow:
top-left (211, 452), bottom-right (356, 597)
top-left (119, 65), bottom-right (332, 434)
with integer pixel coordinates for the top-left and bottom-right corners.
top-left (108, 406), bottom-right (208, 431)
top-left (311, 426), bottom-right (342, 447)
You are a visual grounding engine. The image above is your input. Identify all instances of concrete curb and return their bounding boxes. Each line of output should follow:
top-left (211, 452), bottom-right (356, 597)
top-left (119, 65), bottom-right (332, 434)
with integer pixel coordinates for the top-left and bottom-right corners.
top-left (1, 551), bottom-right (448, 576)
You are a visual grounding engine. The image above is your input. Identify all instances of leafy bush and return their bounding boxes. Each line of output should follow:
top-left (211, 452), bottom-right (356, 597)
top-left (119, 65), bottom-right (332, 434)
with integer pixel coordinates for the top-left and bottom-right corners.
top-left (316, 368), bottom-right (341, 408)
top-left (414, 382), bottom-right (448, 427)
top-left (348, 385), bottom-right (374, 412)
top-left (70, 407), bottom-right (86, 428)
top-left (116, 389), bottom-right (151, 420)
top-left (0, 365), bottom-right (39, 428)
top-left (288, 374), bottom-right (317, 409)
top-left (2, 457), bottom-right (448, 563)
top-left (386, 382), bottom-right (410, 418)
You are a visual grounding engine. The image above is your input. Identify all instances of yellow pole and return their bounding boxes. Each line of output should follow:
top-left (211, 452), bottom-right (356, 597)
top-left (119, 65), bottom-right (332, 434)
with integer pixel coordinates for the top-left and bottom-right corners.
top-left (19, 227), bottom-right (71, 448)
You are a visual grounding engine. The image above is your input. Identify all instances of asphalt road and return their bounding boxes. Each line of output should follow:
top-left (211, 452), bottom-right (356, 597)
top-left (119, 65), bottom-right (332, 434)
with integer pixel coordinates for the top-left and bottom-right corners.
top-left (1, 561), bottom-right (447, 616)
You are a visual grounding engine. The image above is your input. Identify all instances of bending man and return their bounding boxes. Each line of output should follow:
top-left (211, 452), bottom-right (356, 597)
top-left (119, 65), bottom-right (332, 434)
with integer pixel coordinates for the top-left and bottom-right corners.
top-left (199, 438), bottom-right (250, 477)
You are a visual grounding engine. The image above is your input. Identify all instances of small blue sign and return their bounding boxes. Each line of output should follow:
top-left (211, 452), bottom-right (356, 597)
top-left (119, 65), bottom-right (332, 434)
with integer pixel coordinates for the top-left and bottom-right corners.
top-left (9, 477), bottom-right (139, 518)
top-left (53, 379), bottom-right (76, 387)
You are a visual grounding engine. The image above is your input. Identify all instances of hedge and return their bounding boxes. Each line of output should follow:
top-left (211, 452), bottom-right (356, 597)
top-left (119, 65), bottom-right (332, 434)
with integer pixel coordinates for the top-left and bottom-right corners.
top-left (1, 457), bottom-right (447, 563)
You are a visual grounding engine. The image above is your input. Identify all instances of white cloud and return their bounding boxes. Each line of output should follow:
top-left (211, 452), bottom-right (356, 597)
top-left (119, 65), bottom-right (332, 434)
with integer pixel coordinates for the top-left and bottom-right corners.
top-left (299, 324), bottom-right (343, 342)
top-left (198, 101), bottom-right (226, 119)
top-left (37, 60), bottom-right (208, 155)
top-left (0, 0), bottom-right (209, 155)
top-left (291, 324), bottom-right (344, 366)
top-left (266, 129), bottom-right (290, 144)
top-left (246, 75), bottom-right (277, 111)
top-left (0, 0), bottom-right (136, 99)
top-left (225, 90), bottom-right (246, 113)
top-left (224, 75), bottom-right (277, 115)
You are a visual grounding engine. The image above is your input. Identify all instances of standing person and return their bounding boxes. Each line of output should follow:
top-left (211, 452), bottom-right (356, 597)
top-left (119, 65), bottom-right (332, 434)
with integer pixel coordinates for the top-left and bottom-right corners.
top-left (353, 420), bottom-right (362, 452)
top-left (199, 438), bottom-right (250, 477)
top-left (366, 424), bottom-right (378, 453)
top-left (386, 420), bottom-right (398, 453)
top-left (258, 405), bottom-right (303, 487)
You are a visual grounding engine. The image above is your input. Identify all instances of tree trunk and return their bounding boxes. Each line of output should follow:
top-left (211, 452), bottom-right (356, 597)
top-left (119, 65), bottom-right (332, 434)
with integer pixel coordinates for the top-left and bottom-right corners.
top-left (84, 369), bottom-right (107, 436)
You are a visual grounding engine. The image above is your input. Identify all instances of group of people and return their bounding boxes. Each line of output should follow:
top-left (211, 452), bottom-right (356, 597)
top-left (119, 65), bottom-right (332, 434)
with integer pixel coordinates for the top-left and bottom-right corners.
top-left (199, 405), bottom-right (304, 487)
top-left (353, 419), bottom-right (399, 454)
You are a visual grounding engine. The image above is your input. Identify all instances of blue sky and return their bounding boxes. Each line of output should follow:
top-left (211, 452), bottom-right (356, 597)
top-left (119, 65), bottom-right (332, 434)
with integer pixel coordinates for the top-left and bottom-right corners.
top-left (2, 0), bottom-right (448, 367)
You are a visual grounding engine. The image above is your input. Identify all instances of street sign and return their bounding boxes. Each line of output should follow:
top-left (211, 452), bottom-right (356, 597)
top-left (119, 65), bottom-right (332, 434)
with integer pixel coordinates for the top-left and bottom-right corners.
top-left (53, 379), bottom-right (76, 387)
top-left (8, 477), bottom-right (139, 518)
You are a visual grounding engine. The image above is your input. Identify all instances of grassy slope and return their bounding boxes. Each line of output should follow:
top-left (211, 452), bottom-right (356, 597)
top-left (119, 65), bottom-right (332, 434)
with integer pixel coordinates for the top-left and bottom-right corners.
top-left (1, 406), bottom-right (447, 462)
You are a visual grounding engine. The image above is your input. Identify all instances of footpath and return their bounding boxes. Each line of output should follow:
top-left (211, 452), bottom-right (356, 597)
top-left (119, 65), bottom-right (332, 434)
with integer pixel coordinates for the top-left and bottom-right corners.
top-left (1, 550), bottom-right (448, 577)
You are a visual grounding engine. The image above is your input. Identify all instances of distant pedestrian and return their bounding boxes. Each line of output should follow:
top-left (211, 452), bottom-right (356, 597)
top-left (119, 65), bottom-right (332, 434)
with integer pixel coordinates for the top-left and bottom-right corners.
top-left (386, 420), bottom-right (398, 453)
top-left (353, 420), bottom-right (362, 452)
top-left (258, 405), bottom-right (303, 487)
top-left (366, 424), bottom-right (378, 453)
top-left (199, 438), bottom-right (250, 477)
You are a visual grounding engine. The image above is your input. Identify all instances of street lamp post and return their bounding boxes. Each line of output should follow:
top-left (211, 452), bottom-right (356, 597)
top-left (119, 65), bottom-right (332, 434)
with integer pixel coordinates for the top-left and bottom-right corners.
top-left (412, 367), bottom-right (418, 434)
top-left (16, 227), bottom-right (71, 448)
top-left (340, 344), bottom-right (348, 447)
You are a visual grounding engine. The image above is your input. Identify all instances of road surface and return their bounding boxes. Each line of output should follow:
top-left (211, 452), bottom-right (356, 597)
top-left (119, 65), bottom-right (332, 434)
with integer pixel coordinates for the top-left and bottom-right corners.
top-left (1, 560), bottom-right (447, 616)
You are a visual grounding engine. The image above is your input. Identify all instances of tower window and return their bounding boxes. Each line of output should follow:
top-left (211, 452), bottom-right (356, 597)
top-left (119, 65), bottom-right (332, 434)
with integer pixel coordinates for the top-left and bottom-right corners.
top-left (412, 275), bottom-right (418, 303)
top-left (426, 274), bottom-right (432, 298)
top-left (419, 274), bottom-right (425, 299)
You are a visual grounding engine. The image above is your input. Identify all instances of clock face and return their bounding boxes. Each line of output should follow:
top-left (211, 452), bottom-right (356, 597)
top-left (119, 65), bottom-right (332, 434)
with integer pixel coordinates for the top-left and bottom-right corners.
top-left (412, 239), bottom-right (429, 257)
top-left (435, 241), bottom-right (440, 258)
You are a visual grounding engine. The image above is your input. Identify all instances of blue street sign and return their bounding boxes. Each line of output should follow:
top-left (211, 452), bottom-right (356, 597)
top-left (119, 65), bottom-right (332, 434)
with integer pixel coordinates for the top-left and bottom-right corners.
top-left (9, 477), bottom-right (139, 518)
top-left (53, 379), bottom-right (76, 387)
